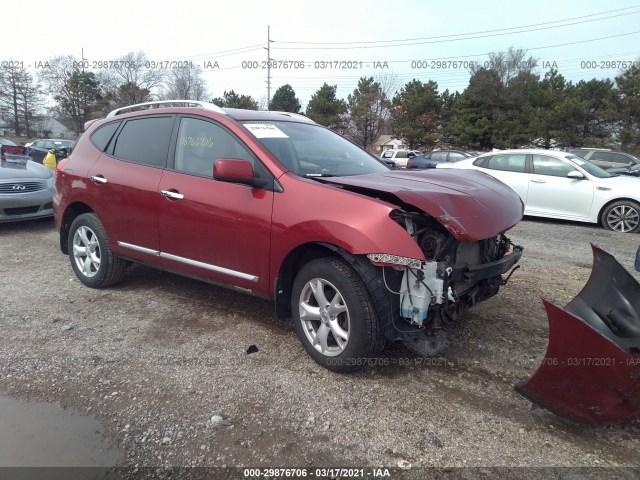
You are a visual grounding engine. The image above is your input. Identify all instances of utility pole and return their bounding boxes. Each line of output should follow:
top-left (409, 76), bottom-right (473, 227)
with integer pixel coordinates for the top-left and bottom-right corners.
top-left (81, 48), bottom-right (86, 72)
top-left (266, 25), bottom-right (272, 109)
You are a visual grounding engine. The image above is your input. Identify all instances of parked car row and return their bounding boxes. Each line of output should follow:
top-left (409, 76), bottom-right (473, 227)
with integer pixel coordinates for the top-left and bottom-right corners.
top-left (27, 138), bottom-right (75, 164)
top-left (437, 149), bottom-right (640, 233)
top-left (0, 141), bottom-right (54, 223)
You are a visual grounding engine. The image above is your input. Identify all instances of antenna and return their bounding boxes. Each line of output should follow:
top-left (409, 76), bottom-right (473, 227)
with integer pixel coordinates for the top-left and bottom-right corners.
top-left (266, 26), bottom-right (273, 109)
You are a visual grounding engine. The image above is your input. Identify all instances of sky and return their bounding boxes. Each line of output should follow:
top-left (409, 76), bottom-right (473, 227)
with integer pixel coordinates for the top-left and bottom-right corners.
top-left (7, 0), bottom-right (640, 109)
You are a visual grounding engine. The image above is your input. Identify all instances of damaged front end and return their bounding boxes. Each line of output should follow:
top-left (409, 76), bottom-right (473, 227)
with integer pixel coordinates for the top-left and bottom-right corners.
top-left (517, 245), bottom-right (640, 424)
top-left (369, 209), bottom-right (523, 357)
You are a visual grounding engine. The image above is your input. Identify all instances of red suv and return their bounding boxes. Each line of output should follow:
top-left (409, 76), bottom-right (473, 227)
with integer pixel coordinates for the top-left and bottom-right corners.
top-left (54, 100), bottom-right (523, 371)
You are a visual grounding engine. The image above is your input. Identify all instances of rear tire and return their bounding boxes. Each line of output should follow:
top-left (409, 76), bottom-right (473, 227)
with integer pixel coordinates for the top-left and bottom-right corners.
top-left (68, 213), bottom-right (127, 288)
top-left (600, 201), bottom-right (640, 233)
top-left (291, 257), bottom-right (383, 372)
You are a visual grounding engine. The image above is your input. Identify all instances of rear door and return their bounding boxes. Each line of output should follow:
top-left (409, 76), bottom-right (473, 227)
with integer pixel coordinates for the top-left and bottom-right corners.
top-left (86, 115), bottom-right (175, 263)
top-left (480, 153), bottom-right (530, 202)
top-left (157, 116), bottom-right (274, 294)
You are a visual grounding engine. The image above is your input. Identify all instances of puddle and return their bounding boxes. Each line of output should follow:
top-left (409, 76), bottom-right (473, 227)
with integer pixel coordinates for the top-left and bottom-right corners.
top-left (0, 394), bottom-right (123, 468)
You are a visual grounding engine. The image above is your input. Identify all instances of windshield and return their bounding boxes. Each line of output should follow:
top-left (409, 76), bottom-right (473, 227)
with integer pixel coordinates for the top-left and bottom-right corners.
top-left (567, 155), bottom-right (612, 178)
top-left (242, 121), bottom-right (389, 177)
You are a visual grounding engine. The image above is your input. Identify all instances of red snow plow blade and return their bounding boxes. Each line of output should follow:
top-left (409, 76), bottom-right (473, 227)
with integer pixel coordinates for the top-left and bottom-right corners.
top-left (516, 245), bottom-right (640, 425)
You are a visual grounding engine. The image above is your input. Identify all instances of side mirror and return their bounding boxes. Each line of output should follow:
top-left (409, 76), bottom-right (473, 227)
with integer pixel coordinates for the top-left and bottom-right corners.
top-left (567, 171), bottom-right (585, 180)
top-left (214, 158), bottom-right (254, 186)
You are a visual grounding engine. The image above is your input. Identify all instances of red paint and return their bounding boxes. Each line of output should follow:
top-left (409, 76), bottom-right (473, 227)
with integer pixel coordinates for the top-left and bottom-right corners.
top-left (55, 107), bottom-right (523, 300)
top-left (323, 169), bottom-right (524, 241)
top-left (517, 245), bottom-right (640, 425)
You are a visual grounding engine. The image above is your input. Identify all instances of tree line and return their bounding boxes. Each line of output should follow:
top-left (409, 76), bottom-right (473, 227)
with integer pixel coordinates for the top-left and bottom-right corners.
top-left (1, 48), bottom-right (638, 155)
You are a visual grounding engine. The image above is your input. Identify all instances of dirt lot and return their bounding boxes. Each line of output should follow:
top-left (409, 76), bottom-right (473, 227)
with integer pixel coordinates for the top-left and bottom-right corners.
top-left (1, 216), bottom-right (639, 478)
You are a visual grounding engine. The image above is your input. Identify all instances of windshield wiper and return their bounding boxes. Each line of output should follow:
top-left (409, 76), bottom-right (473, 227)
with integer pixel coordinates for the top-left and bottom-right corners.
top-left (304, 173), bottom-right (337, 177)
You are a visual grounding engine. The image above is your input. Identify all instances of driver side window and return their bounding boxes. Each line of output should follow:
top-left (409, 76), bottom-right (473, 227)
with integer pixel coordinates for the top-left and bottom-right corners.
top-left (532, 155), bottom-right (576, 177)
top-left (174, 117), bottom-right (253, 177)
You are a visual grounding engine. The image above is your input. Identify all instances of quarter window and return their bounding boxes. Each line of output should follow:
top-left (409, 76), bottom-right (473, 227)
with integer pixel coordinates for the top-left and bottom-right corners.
top-left (90, 121), bottom-right (121, 152)
top-left (486, 154), bottom-right (526, 173)
top-left (174, 117), bottom-right (254, 177)
top-left (112, 116), bottom-right (173, 168)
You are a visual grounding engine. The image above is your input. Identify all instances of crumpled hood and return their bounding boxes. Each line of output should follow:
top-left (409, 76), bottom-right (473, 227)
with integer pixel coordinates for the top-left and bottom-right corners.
top-left (322, 169), bottom-right (524, 241)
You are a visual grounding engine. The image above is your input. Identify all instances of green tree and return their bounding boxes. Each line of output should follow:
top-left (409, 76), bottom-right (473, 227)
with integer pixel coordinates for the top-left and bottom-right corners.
top-left (305, 83), bottom-right (347, 129)
top-left (571, 78), bottom-right (616, 146)
top-left (391, 80), bottom-right (442, 149)
top-left (54, 70), bottom-right (105, 134)
top-left (211, 90), bottom-right (258, 110)
top-left (113, 82), bottom-right (152, 107)
top-left (269, 84), bottom-right (301, 113)
top-left (449, 68), bottom-right (502, 150)
top-left (347, 77), bottom-right (389, 150)
top-left (438, 89), bottom-right (458, 146)
top-left (615, 62), bottom-right (640, 152)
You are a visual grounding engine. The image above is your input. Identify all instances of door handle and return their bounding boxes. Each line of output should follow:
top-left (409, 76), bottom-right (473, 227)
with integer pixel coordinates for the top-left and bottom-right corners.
top-left (530, 179), bottom-right (546, 184)
top-left (90, 175), bottom-right (107, 184)
top-left (161, 190), bottom-right (184, 200)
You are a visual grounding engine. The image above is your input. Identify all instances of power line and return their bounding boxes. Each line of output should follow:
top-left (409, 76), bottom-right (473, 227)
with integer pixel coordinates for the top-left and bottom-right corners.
top-left (272, 9), bottom-right (640, 50)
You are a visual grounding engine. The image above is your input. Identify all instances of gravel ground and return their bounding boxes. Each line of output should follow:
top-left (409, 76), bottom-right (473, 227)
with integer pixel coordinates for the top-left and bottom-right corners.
top-left (0, 216), bottom-right (639, 478)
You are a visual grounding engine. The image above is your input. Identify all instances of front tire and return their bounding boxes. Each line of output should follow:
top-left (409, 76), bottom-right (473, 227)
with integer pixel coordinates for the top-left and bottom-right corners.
top-left (291, 257), bottom-right (383, 372)
top-left (600, 201), bottom-right (640, 233)
top-left (68, 213), bottom-right (127, 288)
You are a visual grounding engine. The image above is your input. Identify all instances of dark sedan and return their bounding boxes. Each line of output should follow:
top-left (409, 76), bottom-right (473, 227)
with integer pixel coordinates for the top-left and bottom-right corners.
top-left (27, 139), bottom-right (75, 164)
top-left (608, 163), bottom-right (640, 178)
top-left (407, 149), bottom-right (475, 169)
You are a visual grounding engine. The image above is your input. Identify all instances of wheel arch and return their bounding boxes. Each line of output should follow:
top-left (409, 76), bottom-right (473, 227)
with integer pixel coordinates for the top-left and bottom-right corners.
top-left (274, 242), bottom-right (348, 320)
top-left (59, 202), bottom-right (94, 254)
top-left (273, 242), bottom-right (398, 341)
top-left (597, 197), bottom-right (640, 224)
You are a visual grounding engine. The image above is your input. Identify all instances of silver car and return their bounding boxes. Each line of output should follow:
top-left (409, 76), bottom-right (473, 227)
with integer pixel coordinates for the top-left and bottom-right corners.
top-left (0, 143), bottom-right (54, 223)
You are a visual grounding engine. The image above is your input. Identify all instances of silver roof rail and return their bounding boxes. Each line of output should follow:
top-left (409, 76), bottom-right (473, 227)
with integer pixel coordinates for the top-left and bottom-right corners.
top-left (106, 100), bottom-right (226, 118)
top-left (269, 111), bottom-right (316, 124)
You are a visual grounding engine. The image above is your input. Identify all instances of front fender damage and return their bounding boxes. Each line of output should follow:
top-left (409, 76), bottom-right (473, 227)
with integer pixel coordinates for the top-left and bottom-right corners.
top-left (516, 245), bottom-right (640, 425)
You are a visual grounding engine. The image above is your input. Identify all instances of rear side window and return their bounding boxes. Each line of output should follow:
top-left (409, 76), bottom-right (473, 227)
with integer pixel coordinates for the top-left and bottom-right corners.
top-left (112, 116), bottom-right (174, 168)
top-left (487, 154), bottom-right (526, 173)
top-left (430, 151), bottom-right (447, 162)
top-left (449, 152), bottom-right (467, 162)
top-left (90, 121), bottom-right (121, 152)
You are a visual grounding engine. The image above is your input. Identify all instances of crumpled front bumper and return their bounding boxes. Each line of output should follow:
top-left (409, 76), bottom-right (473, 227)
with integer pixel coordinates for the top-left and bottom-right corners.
top-left (516, 245), bottom-right (640, 425)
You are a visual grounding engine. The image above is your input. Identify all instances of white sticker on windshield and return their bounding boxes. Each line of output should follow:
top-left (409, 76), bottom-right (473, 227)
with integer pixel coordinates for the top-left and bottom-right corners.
top-left (573, 158), bottom-right (585, 165)
top-left (244, 123), bottom-right (289, 138)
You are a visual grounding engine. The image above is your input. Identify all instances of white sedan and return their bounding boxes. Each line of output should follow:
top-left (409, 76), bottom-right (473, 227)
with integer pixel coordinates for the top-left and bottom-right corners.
top-left (436, 149), bottom-right (640, 233)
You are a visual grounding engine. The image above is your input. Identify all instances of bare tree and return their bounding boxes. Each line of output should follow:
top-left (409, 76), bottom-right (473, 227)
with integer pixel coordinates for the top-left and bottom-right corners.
top-left (0, 61), bottom-right (42, 137)
top-left (160, 65), bottom-right (208, 100)
top-left (471, 47), bottom-right (538, 86)
top-left (93, 52), bottom-right (163, 112)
